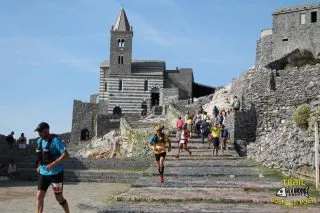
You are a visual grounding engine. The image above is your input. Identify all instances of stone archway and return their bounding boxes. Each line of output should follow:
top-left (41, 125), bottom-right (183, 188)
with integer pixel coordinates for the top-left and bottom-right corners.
top-left (151, 87), bottom-right (160, 107)
top-left (113, 106), bottom-right (122, 117)
top-left (80, 129), bottom-right (90, 141)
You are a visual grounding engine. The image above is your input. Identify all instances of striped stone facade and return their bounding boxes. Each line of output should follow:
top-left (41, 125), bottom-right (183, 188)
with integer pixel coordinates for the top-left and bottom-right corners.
top-left (99, 70), bottom-right (164, 114)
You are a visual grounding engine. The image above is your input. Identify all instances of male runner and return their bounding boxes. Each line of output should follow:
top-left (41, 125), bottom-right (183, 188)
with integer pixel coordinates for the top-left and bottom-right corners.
top-left (35, 122), bottom-right (70, 213)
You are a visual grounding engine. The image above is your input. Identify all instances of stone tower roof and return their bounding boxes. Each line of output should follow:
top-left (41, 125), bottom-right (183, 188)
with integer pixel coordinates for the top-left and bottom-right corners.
top-left (112, 8), bottom-right (131, 31)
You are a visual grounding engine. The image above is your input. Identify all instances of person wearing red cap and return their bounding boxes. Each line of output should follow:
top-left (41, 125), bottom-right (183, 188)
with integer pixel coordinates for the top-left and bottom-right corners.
top-left (34, 122), bottom-right (70, 213)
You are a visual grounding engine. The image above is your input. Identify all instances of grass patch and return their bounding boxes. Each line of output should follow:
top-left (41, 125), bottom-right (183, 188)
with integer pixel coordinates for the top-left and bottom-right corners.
top-left (260, 167), bottom-right (283, 180)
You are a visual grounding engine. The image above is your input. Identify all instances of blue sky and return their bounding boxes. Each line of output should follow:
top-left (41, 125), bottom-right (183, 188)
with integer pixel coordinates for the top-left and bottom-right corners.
top-left (0, 0), bottom-right (315, 139)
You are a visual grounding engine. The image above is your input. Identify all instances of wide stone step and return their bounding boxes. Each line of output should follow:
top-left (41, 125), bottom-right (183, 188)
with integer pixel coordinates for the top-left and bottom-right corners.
top-left (170, 145), bottom-right (235, 150)
top-left (164, 159), bottom-right (259, 167)
top-left (142, 166), bottom-right (265, 177)
top-left (131, 176), bottom-right (282, 189)
top-left (115, 187), bottom-right (275, 203)
top-left (15, 168), bottom-right (142, 183)
top-left (100, 203), bottom-right (320, 213)
top-left (165, 156), bottom-right (243, 160)
top-left (14, 159), bottom-right (151, 170)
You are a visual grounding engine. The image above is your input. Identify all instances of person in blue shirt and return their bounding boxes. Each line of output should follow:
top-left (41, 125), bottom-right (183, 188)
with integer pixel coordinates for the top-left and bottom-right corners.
top-left (220, 125), bottom-right (230, 152)
top-left (35, 122), bottom-right (70, 213)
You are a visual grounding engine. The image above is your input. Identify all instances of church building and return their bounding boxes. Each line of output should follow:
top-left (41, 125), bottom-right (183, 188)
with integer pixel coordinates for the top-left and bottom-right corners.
top-left (70, 8), bottom-right (214, 143)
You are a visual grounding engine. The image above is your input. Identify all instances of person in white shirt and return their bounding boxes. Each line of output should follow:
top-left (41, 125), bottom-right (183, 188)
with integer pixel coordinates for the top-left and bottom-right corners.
top-left (8, 160), bottom-right (16, 179)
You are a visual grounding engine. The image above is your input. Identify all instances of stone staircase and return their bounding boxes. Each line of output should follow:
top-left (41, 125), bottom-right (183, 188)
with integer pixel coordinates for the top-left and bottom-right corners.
top-left (1, 157), bottom-right (150, 184)
top-left (100, 131), bottom-right (320, 212)
top-left (124, 115), bottom-right (159, 130)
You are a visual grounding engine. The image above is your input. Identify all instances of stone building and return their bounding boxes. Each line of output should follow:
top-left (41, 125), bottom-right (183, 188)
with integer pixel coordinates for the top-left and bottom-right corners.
top-left (230, 3), bottom-right (320, 173)
top-left (256, 3), bottom-right (320, 67)
top-left (70, 8), bottom-right (214, 143)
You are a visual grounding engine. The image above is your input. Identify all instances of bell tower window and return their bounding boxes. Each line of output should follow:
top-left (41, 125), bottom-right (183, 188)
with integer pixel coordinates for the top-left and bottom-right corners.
top-left (118, 39), bottom-right (125, 48)
top-left (118, 55), bottom-right (124, 64)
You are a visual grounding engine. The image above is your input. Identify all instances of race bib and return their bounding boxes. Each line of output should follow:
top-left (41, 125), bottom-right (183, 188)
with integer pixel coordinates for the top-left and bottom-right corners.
top-left (52, 182), bottom-right (63, 193)
top-left (155, 146), bottom-right (164, 152)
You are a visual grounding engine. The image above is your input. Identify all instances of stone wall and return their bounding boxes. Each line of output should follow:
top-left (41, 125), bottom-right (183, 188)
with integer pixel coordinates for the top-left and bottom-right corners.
top-left (160, 88), bottom-right (179, 106)
top-left (255, 29), bottom-right (273, 67)
top-left (231, 63), bottom-right (320, 173)
top-left (96, 114), bottom-right (120, 138)
top-left (71, 100), bottom-right (99, 143)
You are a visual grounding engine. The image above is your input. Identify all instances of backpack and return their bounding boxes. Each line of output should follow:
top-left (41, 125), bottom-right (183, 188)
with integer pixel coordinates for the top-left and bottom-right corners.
top-left (36, 134), bottom-right (59, 166)
top-left (149, 133), bottom-right (165, 145)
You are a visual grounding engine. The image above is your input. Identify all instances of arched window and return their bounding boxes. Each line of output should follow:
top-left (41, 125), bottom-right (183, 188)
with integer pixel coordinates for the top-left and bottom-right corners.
top-left (80, 129), bottom-right (90, 141)
top-left (113, 106), bottom-right (122, 117)
top-left (144, 80), bottom-right (148, 91)
top-left (118, 39), bottom-right (125, 48)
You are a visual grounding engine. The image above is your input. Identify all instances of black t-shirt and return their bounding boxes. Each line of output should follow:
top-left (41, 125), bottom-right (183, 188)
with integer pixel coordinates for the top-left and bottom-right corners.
top-left (6, 135), bottom-right (14, 144)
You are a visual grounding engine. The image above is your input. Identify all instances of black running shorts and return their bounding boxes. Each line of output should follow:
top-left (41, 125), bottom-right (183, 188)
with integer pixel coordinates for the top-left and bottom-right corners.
top-left (213, 137), bottom-right (220, 148)
top-left (155, 152), bottom-right (166, 161)
top-left (38, 171), bottom-right (64, 193)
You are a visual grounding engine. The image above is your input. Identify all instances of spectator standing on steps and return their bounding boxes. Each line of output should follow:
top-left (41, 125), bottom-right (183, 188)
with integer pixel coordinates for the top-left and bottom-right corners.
top-left (220, 125), bottom-right (229, 152)
top-left (198, 106), bottom-right (204, 115)
top-left (213, 106), bottom-right (219, 118)
top-left (184, 111), bottom-right (190, 123)
top-left (231, 96), bottom-right (241, 112)
top-left (193, 112), bottom-right (202, 136)
top-left (6, 132), bottom-right (15, 149)
top-left (18, 133), bottom-right (27, 149)
top-left (8, 160), bottom-right (16, 179)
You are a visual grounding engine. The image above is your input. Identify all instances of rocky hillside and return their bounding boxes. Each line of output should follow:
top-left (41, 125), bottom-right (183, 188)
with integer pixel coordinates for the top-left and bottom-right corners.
top-left (203, 84), bottom-right (233, 114)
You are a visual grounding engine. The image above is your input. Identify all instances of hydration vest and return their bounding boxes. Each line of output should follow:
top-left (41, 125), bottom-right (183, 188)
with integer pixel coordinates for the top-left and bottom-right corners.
top-left (36, 134), bottom-right (58, 165)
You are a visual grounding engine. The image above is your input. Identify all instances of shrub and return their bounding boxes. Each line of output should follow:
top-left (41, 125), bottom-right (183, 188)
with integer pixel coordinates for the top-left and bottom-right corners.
top-left (309, 106), bottom-right (320, 130)
top-left (308, 116), bottom-right (317, 130)
top-left (293, 104), bottom-right (311, 130)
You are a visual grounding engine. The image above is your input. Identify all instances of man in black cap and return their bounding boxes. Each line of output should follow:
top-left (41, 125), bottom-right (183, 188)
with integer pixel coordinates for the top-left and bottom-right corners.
top-left (34, 122), bottom-right (70, 213)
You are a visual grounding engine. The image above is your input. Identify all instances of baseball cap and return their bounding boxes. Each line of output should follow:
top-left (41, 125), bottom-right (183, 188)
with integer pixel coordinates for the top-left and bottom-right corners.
top-left (34, 122), bottom-right (50, 132)
top-left (154, 125), bottom-right (162, 131)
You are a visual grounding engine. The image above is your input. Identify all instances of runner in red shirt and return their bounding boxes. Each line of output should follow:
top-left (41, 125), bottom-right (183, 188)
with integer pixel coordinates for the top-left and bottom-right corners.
top-left (176, 116), bottom-right (184, 130)
top-left (175, 126), bottom-right (192, 158)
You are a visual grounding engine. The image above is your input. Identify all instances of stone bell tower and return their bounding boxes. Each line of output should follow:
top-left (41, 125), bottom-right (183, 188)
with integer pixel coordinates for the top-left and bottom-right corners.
top-left (109, 8), bottom-right (133, 75)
